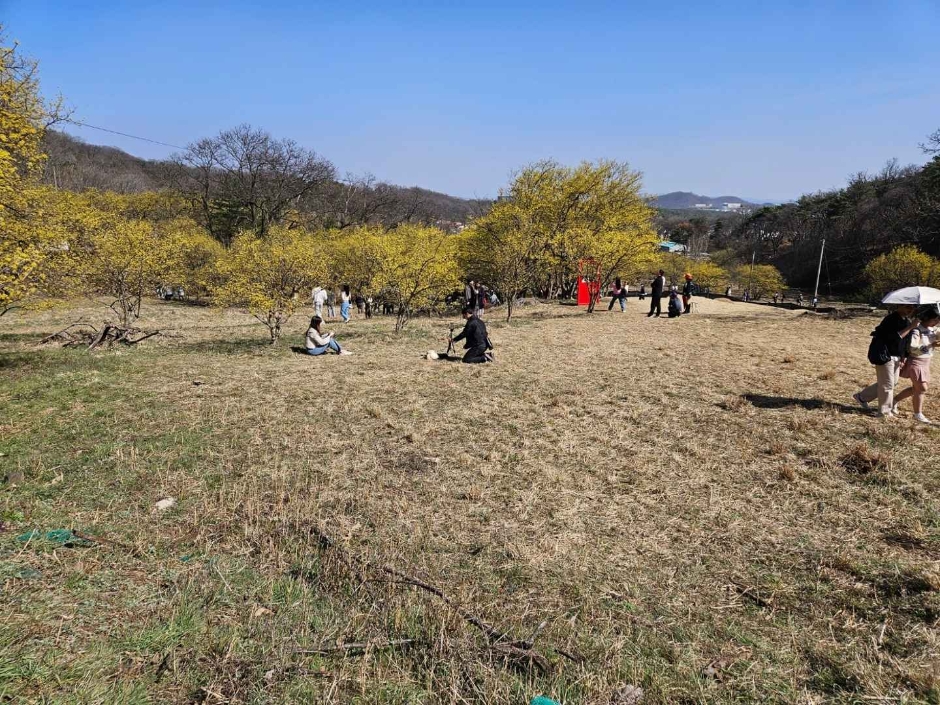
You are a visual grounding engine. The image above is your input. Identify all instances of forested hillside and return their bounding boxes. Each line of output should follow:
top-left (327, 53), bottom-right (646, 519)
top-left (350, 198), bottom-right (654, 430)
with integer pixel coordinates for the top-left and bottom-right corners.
top-left (40, 130), bottom-right (491, 231)
top-left (729, 155), bottom-right (940, 293)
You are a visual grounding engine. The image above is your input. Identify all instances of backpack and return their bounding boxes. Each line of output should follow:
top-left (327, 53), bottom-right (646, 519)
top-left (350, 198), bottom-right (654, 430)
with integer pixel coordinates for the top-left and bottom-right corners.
top-left (867, 330), bottom-right (891, 366)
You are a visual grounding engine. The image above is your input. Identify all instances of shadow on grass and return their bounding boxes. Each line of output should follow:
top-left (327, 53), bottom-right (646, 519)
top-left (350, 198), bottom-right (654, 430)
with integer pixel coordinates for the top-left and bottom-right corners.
top-left (169, 338), bottom-right (280, 356)
top-left (0, 346), bottom-right (96, 372)
top-left (742, 394), bottom-right (863, 414)
top-left (0, 331), bottom-right (45, 345)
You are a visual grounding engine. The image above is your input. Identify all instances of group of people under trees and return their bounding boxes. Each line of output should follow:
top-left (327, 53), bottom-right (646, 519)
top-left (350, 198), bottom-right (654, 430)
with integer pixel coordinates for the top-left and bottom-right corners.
top-left (854, 303), bottom-right (940, 424)
top-left (463, 279), bottom-right (500, 317)
top-left (303, 273), bottom-right (940, 417)
top-left (644, 270), bottom-right (697, 318)
top-left (311, 285), bottom-right (389, 323)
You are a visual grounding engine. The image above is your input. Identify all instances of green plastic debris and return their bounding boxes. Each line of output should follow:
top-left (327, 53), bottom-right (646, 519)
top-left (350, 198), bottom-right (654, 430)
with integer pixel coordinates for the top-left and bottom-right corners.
top-left (531, 698), bottom-right (561, 705)
top-left (16, 529), bottom-right (93, 547)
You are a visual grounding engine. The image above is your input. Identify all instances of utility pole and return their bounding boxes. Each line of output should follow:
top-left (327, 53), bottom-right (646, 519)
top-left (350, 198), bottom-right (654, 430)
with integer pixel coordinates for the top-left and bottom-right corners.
top-left (813, 238), bottom-right (826, 301)
top-left (746, 250), bottom-right (756, 298)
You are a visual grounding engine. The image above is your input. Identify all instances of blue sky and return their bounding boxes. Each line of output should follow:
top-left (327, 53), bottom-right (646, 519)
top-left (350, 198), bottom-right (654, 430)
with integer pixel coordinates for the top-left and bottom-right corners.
top-left (3, 0), bottom-right (939, 201)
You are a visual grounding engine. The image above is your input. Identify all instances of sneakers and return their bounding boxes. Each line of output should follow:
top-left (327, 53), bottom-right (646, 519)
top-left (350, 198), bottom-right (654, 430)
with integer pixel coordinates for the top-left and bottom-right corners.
top-left (913, 413), bottom-right (932, 424)
top-left (852, 393), bottom-right (870, 410)
top-left (338, 350), bottom-right (353, 356)
top-left (876, 410), bottom-right (897, 419)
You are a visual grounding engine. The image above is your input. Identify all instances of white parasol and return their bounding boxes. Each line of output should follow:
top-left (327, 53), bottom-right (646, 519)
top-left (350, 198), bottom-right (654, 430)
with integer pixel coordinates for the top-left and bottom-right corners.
top-left (880, 286), bottom-right (940, 306)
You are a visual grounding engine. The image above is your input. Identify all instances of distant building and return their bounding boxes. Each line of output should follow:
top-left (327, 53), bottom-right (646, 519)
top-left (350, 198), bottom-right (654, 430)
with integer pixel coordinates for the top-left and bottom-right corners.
top-left (659, 241), bottom-right (687, 253)
top-left (693, 203), bottom-right (710, 209)
top-left (723, 202), bottom-right (743, 210)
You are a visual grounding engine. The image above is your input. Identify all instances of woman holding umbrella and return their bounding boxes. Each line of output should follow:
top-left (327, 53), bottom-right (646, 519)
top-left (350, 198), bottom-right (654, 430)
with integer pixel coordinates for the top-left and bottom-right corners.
top-left (893, 304), bottom-right (940, 423)
top-left (854, 286), bottom-right (938, 418)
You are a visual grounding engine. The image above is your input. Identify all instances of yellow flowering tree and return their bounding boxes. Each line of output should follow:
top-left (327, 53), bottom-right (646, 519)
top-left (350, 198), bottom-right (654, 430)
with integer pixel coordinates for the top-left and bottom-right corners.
top-left (864, 245), bottom-right (940, 294)
top-left (161, 217), bottom-right (225, 299)
top-left (733, 263), bottom-right (786, 300)
top-left (371, 224), bottom-right (460, 332)
top-left (460, 201), bottom-right (538, 322)
top-left (212, 226), bottom-right (326, 344)
top-left (0, 31), bottom-right (67, 316)
top-left (326, 226), bottom-right (383, 293)
top-left (658, 254), bottom-right (728, 291)
top-left (471, 160), bottom-right (658, 314)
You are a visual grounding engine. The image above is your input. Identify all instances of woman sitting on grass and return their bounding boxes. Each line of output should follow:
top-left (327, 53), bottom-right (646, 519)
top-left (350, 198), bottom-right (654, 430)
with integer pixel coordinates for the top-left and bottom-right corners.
top-left (893, 304), bottom-right (940, 424)
top-left (305, 316), bottom-right (352, 356)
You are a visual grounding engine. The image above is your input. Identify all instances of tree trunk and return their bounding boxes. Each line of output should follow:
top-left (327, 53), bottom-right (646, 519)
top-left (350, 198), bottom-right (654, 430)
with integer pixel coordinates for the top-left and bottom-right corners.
top-left (506, 298), bottom-right (514, 323)
top-left (395, 306), bottom-right (408, 333)
top-left (586, 291), bottom-right (599, 313)
top-left (268, 313), bottom-right (281, 344)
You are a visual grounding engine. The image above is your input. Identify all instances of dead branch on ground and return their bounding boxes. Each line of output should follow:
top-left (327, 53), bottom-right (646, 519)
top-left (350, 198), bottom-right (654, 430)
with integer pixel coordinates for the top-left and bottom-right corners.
top-left (295, 522), bottom-right (558, 675)
top-left (38, 321), bottom-right (160, 350)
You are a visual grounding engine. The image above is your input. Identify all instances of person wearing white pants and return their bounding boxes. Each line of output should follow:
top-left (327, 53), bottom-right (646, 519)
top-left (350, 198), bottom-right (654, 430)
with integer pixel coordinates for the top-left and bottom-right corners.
top-left (854, 304), bottom-right (918, 417)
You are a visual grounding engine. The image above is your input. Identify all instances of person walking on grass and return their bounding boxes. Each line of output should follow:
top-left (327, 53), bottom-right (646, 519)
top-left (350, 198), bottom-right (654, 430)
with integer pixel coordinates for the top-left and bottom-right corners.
top-left (476, 284), bottom-right (487, 317)
top-left (853, 304), bottom-right (919, 418)
top-left (340, 285), bottom-right (352, 323)
top-left (305, 316), bottom-right (352, 356)
top-left (312, 286), bottom-right (328, 319)
top-left (464, 279), bottom-right (476, 310)
top-left (648, 270), bottom-right (666, 317)
top-left (326, 289), bottom-right (336, 320)
top-left (608, 277), bottom-right (627, 312)
top-left (639, 283), bottom-right (646, 301)
top-left (892, 305), bottom-right (940, 424)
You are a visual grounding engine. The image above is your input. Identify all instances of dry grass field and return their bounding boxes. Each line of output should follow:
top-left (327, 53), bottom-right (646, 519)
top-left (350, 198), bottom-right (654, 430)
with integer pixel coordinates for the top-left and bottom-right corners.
top-left (1, 296), bottom-right (938, 704)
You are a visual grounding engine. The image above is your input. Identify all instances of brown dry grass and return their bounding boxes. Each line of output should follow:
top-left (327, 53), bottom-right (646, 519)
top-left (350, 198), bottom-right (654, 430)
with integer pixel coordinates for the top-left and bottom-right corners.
top-left (1, 296), bottom-right (938, 704)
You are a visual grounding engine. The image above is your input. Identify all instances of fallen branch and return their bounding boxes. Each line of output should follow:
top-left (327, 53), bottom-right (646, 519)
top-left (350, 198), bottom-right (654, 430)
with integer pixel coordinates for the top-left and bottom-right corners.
top-left (71, 530), bottom-right (144, 558)
top-left (301, 523), bottom-right (557, 674)
top-left (729, 580), bottom-right (773, 609)
top-left (38, 322), bottom-right (99, 347)
top-left (491, 642), bottom-right (551, 675)
top-left (295, 639), bottom-right (420, 657)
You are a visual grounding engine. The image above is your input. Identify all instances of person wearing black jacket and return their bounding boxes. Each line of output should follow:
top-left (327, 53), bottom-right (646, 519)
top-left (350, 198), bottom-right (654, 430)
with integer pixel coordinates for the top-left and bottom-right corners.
top-left (452, 306), bottom-right (493, 363)
top-left (647, 270), bottom-right (666, 317)
top-left (682, 273), bottom-right (695, 313)
top-left (854, 304), bottom-right (918, 417)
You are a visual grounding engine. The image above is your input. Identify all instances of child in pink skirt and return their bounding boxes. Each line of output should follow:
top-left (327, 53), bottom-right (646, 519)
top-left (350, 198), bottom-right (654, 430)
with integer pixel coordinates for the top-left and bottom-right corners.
top-left (894, 304), bottom-right (940, 424)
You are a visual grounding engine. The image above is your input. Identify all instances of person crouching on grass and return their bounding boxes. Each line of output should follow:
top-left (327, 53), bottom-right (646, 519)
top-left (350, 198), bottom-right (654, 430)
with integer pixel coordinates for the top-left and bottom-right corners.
top-left (667, 290), bottom-right (683, 318)
top-left (452, 306), bottom-right (493, 363)
top-left (892, 304), bottom-right (940, 424)
top-left (853, 304), bottom-right (918, 417)
top-left (305, 316), bottom-right (352, 356)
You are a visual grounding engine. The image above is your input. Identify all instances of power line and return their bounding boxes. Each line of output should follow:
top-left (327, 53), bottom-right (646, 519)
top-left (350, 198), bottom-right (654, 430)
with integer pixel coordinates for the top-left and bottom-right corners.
top-left (65, 118), bottom-right (185, 150)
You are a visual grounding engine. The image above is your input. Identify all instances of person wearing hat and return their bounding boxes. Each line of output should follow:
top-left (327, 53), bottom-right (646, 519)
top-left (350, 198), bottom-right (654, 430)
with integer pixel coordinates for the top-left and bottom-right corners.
top-left (681, 273), bottom-right (695, 314)
top-left (305, 316), bottom-right (352, 356)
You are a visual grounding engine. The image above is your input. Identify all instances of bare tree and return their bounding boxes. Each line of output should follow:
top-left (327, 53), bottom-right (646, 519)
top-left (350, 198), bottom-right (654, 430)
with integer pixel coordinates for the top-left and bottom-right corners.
top-left (169, 124), bottom-right (335, 245)
top-left (920, 128), bottom-right (940, 155)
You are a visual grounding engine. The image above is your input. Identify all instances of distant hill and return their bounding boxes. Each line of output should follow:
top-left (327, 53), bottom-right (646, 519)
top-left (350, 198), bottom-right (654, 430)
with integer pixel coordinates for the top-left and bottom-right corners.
top-left (39, 131), bottom-right (490, 223)
top-left (651, 191), bottom-right (766, 210)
